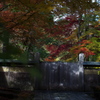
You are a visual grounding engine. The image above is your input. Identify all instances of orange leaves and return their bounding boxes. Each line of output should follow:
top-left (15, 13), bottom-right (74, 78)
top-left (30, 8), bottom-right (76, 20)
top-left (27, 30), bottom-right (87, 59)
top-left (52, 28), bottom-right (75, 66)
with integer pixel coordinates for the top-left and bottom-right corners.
top-left (1, 9), bottom-right (34, 30)
top-left (0, 1), bottom-right (50, 47)
top-left (44, 56), bottom-right (55, 62)
top-left (74, 47), bottom-right (95, 57)
top-left (79, 40), bottom-right (92, 47)
top-left (71, 40), bottom-right (95, 58)
top-left (80, 40), bottom-right (92, 44)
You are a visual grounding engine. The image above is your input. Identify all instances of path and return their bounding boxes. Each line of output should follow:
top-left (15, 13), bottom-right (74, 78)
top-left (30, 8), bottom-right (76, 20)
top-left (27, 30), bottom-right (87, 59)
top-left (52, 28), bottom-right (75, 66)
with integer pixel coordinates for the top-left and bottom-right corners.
top-left (34, 91), bottom-right (95, 100)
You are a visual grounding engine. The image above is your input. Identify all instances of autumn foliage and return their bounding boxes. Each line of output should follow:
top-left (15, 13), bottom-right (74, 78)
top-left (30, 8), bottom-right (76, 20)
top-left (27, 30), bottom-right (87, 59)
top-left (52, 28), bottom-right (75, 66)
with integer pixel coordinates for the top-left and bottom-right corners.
top-left (45, 16), bottom-right (96, 62)
top-left (0, 0), bottom-right (100, 62)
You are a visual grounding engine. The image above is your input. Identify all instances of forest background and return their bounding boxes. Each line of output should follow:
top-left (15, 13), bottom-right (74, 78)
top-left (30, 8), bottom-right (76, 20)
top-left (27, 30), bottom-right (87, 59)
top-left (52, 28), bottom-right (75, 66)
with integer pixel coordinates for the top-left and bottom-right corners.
top-left (0, 0), bottom-right (100, 62)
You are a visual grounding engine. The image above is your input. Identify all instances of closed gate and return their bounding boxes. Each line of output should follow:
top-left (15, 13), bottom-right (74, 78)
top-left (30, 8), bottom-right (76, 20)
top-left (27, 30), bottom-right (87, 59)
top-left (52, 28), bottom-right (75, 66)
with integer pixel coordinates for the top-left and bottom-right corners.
top-left (34, 61), bottom-right (84, 91)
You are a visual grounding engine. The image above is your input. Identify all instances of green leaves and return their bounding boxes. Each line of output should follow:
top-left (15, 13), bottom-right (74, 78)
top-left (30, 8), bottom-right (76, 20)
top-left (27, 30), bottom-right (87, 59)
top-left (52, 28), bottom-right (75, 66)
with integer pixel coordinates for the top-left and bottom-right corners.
top-left (86, 30), bottom-right (100, 61)
top-left (31, 46), bottom-right (49, 61)
top-left (0, 43), bottom-right (22, 59)
top-left (17, 50), bottom-right (29, 63)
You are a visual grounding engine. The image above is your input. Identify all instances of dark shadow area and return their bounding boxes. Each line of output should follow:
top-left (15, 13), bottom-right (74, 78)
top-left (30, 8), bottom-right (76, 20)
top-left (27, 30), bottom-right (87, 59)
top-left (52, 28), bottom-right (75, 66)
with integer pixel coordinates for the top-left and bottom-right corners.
top-left (0, 67), bottom-right (8, 88)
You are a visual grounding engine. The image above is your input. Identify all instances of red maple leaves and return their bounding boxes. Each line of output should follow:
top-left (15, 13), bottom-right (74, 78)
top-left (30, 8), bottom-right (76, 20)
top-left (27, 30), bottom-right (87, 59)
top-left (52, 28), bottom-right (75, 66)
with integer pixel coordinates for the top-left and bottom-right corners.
top-left (45, 16), bottom-right (95, 61)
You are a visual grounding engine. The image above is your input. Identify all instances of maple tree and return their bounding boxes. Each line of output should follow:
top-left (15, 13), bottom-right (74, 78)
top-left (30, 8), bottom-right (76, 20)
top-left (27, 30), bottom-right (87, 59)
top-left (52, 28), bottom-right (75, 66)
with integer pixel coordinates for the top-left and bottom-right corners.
top-left (85, 11), bottom-right (100, 61)
top-left (0, 0), bottom-right (61, 60)
top-left (44, 16), bottom-right (95, 62)
top-left (44, 1), bottom-right (100, 62)
top-left (0, 0), bottom-right (100, 62)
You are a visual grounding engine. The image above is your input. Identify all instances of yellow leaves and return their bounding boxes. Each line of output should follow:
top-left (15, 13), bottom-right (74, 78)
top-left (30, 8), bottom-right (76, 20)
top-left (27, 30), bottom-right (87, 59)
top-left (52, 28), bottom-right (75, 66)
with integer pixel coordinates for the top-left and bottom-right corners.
top-left (89, 33), bottom-right (94, 35)
top-left (47, 7), bottom-right (54, 11)
top-left (55, 57), bottom-right (62, 61)
top-left (64, 32), bottom-right (78, 42)
top-left (66, 58), bottom-right (73, 62)
top-left (98, 19), bottom-right (100, 24)
top-left (79, 31), bottom-right (94, 41)
top-left (96, 57), bottom-right (100, 62)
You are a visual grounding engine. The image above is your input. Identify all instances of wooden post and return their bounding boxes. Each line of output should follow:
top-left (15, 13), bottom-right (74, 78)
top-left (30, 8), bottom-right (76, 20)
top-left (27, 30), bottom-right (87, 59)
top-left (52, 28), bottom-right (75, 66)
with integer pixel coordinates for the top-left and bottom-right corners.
top-left (34, 52), bottom-right (40, 63)
top-left (33, 52), bottom-right (40, 89)
top-left (78, 53), bottom-right (85, 91)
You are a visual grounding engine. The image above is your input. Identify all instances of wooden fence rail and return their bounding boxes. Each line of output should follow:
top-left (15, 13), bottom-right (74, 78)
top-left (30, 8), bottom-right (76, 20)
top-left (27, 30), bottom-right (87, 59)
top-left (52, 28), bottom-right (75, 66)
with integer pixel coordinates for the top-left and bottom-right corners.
top-left (0, 53), bottom-right (100, 91)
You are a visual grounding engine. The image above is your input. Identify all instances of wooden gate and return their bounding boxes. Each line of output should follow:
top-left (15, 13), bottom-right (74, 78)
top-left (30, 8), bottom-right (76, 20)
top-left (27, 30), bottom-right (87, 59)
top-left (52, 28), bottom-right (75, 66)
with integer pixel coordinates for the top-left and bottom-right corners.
top-left (34, 61), bottom-right (84, 91)
top-left (0, 53), bottom-right (85, 91)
